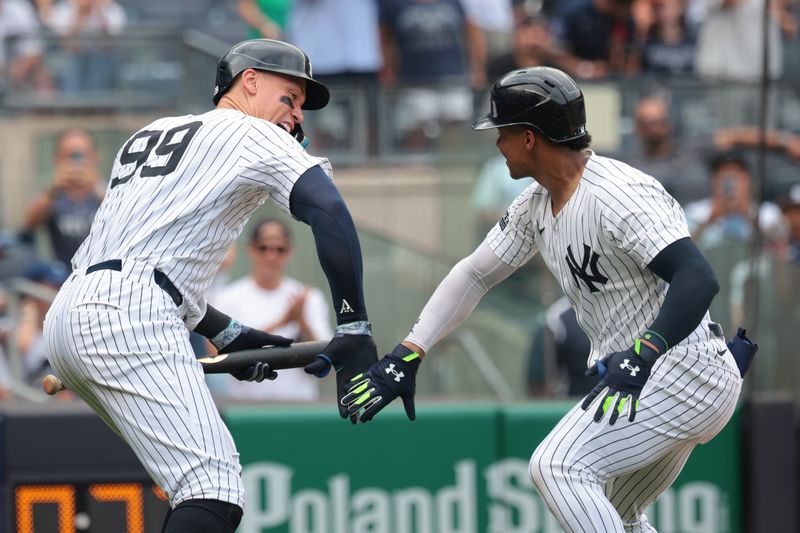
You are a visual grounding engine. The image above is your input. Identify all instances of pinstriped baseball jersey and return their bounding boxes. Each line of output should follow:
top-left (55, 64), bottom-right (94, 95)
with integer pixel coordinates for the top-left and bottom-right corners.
top-left (72, 108), bottom-right (331, 328)
top-left (488, 152), bottom-right (716, 364)
top-left (484, 151), bottom-right (744, 532)
top-left (45, 107), bottom-right (330, 510)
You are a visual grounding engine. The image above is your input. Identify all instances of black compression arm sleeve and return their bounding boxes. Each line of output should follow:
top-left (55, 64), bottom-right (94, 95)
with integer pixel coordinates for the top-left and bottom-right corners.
top-left (290, 165), bottom-right (367, 324)
top-left (194, 304), bottom-right (231, 337)
top-left (645, 237), bottom-right (720, 349)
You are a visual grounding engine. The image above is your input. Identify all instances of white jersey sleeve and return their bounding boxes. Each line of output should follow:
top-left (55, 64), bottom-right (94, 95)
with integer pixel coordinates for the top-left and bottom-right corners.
top-left (405, 240), bottom-right (517, 353)
top-left (486, 184), bottom-right (541, 267)
top-left (599, 175), bottom-right (691, 268)
top-left (238, 119), bottom-right (333, 215)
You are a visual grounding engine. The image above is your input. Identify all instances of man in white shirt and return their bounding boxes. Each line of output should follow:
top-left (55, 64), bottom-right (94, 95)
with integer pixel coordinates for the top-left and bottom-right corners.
top-left (0, 0), bottom-right (45, 92)
top-left (212, 218), bottom-right (333, 401)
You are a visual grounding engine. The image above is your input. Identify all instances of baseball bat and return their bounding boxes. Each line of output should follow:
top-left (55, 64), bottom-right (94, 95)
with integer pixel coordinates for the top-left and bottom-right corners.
top-left (42, 340), bottom-right (330, 395)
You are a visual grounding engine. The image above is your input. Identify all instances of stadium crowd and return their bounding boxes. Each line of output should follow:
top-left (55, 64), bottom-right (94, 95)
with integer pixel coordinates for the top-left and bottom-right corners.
top-left (1, 0), bottom-right (800, 401)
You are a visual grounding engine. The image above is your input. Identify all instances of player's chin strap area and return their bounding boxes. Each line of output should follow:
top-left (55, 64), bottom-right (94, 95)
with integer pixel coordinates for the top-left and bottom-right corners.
top-left (292, 124), bottom-right (310, 148)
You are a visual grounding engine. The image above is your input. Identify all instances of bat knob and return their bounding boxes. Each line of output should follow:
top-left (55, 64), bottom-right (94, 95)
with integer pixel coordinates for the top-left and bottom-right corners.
top-left (42, 374), bottom-right (64, 395)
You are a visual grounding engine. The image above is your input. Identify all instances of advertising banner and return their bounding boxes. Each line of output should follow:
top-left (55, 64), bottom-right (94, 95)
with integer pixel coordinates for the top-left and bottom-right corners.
top-left (225, 402), bottom-right (740, 533)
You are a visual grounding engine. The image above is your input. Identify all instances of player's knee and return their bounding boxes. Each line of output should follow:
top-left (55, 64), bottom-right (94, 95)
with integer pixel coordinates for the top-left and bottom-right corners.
top-left (162, 499), bottom-right (243, 533)
top-left (529, 445), bottom-right (563, 493)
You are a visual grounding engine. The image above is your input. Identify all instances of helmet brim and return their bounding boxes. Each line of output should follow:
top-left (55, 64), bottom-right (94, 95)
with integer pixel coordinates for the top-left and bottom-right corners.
top-left (472, 114), bottom-right (500, 130)
top-left (303, 78), bottom-right (330, 110)
top-left (251, 66), bottom-right (330, 110)
top-left (472, 114), bottom-right (525, 131)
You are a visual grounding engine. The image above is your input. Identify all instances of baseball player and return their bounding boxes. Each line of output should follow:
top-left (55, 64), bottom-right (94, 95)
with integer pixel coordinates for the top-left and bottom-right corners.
top-left (343, 67), bottom-right (743, 532)
top-left (43, 39), bottom-right (377, 533)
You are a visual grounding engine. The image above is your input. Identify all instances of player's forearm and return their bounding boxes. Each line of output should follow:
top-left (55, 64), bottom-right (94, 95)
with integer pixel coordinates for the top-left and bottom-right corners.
top-left (290, 166), bottom-right (368, 325)
top-left (24, 193), bottom-right (55, 229)
top-left (405, 241), bottom-right (516, 353)
top-left (645, 238), bottom-right (720, 350)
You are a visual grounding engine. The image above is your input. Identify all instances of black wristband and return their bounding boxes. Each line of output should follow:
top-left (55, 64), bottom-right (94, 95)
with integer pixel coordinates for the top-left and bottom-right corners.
top-left (194, 305), bottom-right (232, 338)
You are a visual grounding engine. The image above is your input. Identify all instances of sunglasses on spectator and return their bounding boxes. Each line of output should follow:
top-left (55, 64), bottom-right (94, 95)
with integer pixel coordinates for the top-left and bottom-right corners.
top-left (60, 151), bottom-right (87, 162)
top-left (637, 117), bottom-right (668, 127)
top-left (254, 245), bottom-right (289, 254)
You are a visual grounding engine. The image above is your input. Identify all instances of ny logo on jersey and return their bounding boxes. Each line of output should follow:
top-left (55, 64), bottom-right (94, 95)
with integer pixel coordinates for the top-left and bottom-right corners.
top-left (565, 244), bottom-right (609, 293)
top-left (385, 363), bottom-right (404, 382)
top-left (620, 359), bottom-right (640, 376)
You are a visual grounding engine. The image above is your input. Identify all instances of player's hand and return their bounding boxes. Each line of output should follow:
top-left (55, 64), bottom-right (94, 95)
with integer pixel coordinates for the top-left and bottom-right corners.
top-left (303, 321), bottom-right (378, 424)
top-left (213, 323), bottom-right (293, 353)
top-left (342, 344), bottom-right (421, 423)
top-left (581, 332), bottom-right (665, 424)
top-left (232, 361), bottom-right (278, 382)
top-left (210, 322), bottom-right (292, 382)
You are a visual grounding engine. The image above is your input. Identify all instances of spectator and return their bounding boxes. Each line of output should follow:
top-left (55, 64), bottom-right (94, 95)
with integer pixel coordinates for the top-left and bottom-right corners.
top-left (0, 0), bottom-right (50, 94)
top-left (527, 296), bottom-right (597, 398)
top-left (461, 0), bottom-right (514, 69)
top-left (14, 260), bottom-right (68, 388)
top-left (550, 0), bottom-right (641, 80)
top-left (23, 128), bottom-right (104, 267)
top-left (620, 95), bottom-right (712, 202)
top-left (0, 230), bottom-right (37, 281)
top-left (40, 0), bottom-right (127, 93)
top-left (0, 240), bottom-right (11, 399)
top-left (696, 0), bottom-right (795, 128)
top-left (778, 183), bottom-right (800, 264)
top-left (236, 0), bottom-right (292, 40)
top-left (286, 0), bottom-right (382, 151)
top-left (210, 218), bottom-right (333, 401)
top-left (488, 11), bottom-right (560, 80)
top-left (639, 0), bottom-right (697, 76)
top-left (288, 0), bottom-right (381, 83)
top-left (0, 344), bottom-right (11, 399)
top-left (618, 96), bottom-right (800, 203)
top-left (684, 150), bottom-right (784, 249)
top-left (378, 0), bottom-right (487, 148)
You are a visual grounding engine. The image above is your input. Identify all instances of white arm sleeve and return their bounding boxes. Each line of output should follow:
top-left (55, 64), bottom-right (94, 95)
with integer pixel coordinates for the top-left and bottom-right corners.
top-left (404, 239), bottom-right (519, 353)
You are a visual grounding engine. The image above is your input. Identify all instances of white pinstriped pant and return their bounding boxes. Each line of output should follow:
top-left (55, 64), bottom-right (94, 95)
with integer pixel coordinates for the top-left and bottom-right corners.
top-left (43, 260), bottom-right (244, 509)
top-left (529, 339), bottom-right (742, 532)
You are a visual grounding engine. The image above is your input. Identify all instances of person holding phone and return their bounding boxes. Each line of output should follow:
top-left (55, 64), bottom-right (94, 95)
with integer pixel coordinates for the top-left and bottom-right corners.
top-left (684, 150), bottom-right (784, 249)
top-left (23, 128), bottom-right (105, 267)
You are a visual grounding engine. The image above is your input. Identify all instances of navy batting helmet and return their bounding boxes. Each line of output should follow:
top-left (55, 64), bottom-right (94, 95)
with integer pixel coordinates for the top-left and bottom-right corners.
top-left (473, 67), bottom-right (588, 143)
top-left (213, 39), bottom-right (330, 109)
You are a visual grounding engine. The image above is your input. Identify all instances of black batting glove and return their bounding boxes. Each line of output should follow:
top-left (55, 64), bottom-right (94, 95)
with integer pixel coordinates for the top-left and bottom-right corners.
top-left (581, 330), bottom-right (666, 424)
top-left (208, 319), bottom-right (292, 382)
top-left (232, 361), bottom-right (278, 382)
top-left (727, 327), bottom-right (758, 378)
top-left (342, 344), bottom-right (421, 423)
top-left (303, 321), bottom-right (378, 424)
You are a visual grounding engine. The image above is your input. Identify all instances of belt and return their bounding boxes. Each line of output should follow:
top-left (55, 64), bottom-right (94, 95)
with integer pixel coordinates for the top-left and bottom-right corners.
top-left (708, 322), bottom-right (725, 340)
top-left (86, 260), bottom-right (183, 307)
